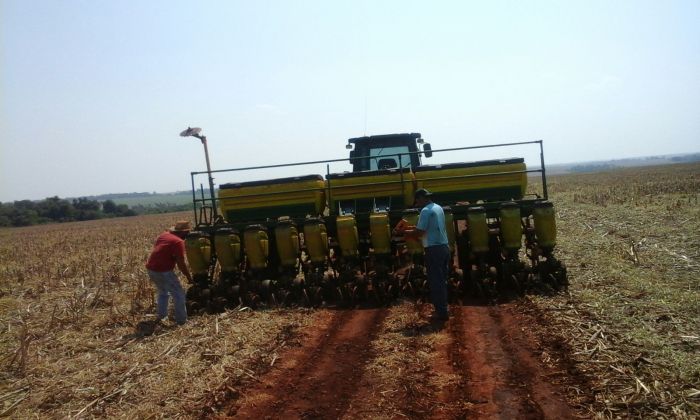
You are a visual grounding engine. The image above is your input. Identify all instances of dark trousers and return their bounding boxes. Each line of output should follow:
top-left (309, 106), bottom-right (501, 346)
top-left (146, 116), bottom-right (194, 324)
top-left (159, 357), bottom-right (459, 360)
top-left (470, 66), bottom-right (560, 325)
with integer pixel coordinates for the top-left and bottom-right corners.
top-left (425, 244), bottom-right (450, 317)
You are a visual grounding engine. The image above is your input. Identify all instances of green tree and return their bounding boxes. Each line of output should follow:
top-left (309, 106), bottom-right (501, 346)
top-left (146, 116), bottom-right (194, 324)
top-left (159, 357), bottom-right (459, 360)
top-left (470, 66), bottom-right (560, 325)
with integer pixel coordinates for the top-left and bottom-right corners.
top-left (38, 196), bottom-right (74, 221)
top-left (102, 199), bottom-right (118, 214)
top-left (72, 197), bottom-right (101, 221)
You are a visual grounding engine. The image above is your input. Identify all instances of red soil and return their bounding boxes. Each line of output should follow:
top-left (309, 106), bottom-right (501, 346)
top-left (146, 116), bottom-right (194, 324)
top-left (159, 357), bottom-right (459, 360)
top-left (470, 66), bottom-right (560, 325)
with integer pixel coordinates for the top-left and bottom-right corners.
top-left (431, 303), bottom-right (576, 419)
top-left (213, 301), bottom-right (585, 419)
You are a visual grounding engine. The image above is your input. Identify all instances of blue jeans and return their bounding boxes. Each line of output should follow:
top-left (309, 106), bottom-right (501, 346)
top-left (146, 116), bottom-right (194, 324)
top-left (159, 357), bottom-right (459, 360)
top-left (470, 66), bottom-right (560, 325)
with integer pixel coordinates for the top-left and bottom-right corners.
top-left (148, 270), bottom-right (187, 325)
top-left (425, 244), bottom-right (450, 318)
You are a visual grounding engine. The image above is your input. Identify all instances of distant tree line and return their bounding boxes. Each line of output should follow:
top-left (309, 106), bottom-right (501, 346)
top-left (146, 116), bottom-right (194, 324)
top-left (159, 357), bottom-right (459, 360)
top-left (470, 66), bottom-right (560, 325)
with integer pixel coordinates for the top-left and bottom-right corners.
top-left (569, 163), bottom-right (617, 173)
top-left (85, 190), bottom-right (204, 201)
top-left (670, 153), bottom-right (700, 163)
top-left (0, 197), bottom-right (136, 227)
top-left (87, 192), bottom-right (155, 200)
top-left (130, 203), bottom-right (191, 214)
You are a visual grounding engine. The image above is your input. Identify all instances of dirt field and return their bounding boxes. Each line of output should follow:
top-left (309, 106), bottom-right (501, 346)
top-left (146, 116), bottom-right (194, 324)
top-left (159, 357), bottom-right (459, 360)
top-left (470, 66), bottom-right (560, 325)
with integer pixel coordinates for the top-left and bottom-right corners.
top-left (220, 302), bottom-right (580, 419)
top-left (1, 162), bottom-right (698, 419)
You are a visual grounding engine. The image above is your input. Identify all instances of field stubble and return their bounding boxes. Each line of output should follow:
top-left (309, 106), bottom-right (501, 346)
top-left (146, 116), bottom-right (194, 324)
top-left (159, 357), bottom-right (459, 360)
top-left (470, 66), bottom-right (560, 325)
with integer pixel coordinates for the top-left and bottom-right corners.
top-left (0, 162), bottom-right (698, 418)
top-left (528, 162), bottom-right (700, 418)
top-left (0, 215), bottom-right (314, 418)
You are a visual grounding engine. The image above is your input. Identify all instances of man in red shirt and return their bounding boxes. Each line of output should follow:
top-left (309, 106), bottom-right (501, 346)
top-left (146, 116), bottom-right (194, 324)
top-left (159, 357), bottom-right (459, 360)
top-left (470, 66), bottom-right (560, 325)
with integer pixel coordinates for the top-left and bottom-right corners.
top-left (146, 220), bottom-right (193, 325)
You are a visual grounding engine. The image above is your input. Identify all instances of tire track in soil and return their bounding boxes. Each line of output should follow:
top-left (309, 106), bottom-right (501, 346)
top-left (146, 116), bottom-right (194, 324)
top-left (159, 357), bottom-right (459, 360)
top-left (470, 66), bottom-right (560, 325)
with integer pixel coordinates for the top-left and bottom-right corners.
top-left (492, 304), bottom-right (575, 419)
top-left (222, 307), bottom-right (388, 419)
top-left (431, 302), bottom-right (575, 419)
top-left (401, 334), bottom-right (435, 418)
top-left (430, 305), bottom-right (471, 419)
top-left (335, 301), bottom-right (436, 419)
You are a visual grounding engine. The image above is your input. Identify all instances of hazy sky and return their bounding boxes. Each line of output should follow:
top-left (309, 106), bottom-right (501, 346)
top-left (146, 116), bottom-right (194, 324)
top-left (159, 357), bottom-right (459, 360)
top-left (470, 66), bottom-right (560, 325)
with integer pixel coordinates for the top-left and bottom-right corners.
top-left (1, 0), bottom-right (698, 202)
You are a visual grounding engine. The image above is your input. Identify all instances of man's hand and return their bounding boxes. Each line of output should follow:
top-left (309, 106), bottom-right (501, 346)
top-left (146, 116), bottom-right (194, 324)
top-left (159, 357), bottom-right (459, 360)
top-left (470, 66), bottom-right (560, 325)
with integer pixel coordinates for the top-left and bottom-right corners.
top-left (176, 257), bottom-right (193, 284)
top-left (403, 228), bottom-right (417, 239)
top-left (403, 227), bottom-right (425, 240)
top-left (393, 219), bottom-right (415, 236)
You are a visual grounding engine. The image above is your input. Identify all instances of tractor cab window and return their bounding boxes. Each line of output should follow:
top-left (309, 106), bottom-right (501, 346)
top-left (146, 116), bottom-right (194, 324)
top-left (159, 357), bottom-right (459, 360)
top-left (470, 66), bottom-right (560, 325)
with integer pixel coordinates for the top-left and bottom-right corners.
top-left (369, 146), bottom-right (412, 171)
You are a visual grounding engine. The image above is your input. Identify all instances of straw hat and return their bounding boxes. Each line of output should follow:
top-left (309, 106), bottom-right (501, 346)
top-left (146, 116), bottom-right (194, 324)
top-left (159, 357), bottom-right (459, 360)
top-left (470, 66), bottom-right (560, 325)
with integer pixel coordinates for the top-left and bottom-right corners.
top-left (170, 220), bottom-right (192, 233)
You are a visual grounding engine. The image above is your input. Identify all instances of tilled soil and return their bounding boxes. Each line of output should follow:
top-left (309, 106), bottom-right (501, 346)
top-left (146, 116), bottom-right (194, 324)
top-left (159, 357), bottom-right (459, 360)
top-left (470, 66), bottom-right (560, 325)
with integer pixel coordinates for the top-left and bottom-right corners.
top-left (212, 300), bottom-right (589, 419)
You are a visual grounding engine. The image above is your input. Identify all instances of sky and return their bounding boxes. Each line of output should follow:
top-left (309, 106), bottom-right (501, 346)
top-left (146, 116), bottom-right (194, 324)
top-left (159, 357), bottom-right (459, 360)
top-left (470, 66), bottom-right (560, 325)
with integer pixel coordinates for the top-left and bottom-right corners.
top-left (1, 0), bottom-right (699, 202)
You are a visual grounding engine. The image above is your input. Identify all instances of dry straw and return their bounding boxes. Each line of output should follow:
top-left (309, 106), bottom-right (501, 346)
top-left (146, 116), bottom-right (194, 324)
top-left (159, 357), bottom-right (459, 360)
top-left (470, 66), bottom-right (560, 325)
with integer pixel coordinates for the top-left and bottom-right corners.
top-left (0, 162), bottom-right (698, 418)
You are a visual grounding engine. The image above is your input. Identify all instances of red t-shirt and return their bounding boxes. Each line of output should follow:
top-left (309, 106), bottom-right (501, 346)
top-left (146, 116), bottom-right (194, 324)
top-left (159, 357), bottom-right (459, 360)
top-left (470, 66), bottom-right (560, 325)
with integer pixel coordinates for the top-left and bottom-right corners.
top-left (146, 231), bottom-right (186, 272)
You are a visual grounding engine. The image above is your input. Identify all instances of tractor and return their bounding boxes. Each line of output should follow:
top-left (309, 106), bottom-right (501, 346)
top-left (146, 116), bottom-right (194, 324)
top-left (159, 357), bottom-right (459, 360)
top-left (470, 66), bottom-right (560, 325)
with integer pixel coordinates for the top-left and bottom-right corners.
top-left (180, 131), bottom-right (566, 312)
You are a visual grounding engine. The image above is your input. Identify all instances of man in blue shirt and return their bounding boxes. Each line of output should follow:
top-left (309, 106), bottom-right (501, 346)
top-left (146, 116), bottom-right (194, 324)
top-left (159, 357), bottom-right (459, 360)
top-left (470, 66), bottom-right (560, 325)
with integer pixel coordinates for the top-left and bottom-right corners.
top-left (404, 188), bottom-right (450, 321)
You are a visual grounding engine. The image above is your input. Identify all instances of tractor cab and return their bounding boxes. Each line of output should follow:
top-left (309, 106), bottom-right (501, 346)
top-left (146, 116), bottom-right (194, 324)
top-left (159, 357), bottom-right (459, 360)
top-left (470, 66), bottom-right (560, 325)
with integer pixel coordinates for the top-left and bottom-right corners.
top-left (347, 133), bottom-right (432, 172)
